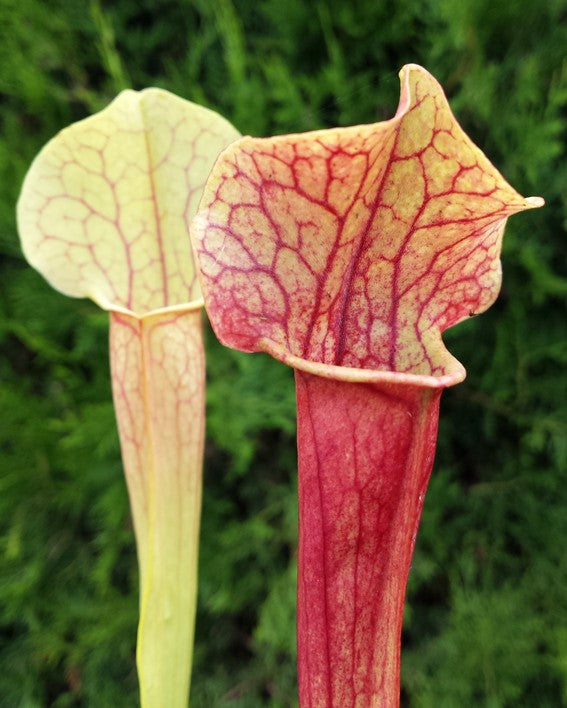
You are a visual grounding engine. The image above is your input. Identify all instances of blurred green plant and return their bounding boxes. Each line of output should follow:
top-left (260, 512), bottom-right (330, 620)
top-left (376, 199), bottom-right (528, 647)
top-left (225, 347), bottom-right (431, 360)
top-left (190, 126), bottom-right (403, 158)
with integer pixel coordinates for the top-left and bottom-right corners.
top-left (1, 0), bottom-right (565, 705)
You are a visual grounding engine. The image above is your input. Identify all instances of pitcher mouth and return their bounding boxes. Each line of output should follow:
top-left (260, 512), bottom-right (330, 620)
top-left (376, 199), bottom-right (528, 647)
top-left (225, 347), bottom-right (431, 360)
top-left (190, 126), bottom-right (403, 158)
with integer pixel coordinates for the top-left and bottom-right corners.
top-left (260, 337), bottom-right (466, 389)
top-left (98, 297), bottom-right (205, 320)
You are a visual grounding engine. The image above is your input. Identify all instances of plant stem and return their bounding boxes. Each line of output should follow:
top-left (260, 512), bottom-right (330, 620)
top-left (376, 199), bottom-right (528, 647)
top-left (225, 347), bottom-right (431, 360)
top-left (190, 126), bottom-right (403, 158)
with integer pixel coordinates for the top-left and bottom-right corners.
top-left (110, 308), bottom-right (205, 707)
top-left (295, 370), bottom-right (441, 707)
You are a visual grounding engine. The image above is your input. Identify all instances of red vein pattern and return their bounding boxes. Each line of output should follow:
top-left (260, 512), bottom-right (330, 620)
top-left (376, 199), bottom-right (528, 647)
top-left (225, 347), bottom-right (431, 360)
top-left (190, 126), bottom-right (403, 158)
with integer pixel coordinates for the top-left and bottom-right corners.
top-left (192, 66), bottom-right (541, 379)
top-left (191, 65), bottom-right (542, 707)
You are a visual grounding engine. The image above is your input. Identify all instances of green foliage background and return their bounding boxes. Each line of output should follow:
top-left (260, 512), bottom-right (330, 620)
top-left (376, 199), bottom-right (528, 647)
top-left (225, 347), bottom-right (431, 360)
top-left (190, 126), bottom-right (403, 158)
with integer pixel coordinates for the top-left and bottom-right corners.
top-left (0, 0), bottom-right (565, 705)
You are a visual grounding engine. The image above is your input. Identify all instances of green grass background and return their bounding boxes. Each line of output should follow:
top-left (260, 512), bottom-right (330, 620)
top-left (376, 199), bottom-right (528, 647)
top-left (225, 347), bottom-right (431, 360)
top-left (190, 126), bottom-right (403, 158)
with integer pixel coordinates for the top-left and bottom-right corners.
top-left (0, 0), bottom-right (566, 705)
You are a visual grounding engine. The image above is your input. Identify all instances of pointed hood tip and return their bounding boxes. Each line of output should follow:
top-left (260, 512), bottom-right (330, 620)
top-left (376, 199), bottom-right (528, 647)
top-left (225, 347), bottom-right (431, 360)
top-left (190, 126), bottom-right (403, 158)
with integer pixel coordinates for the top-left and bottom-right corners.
top-left (396, 64), bottom-right (440, 118)
top-left (525, 196), bottom-right (545, 208)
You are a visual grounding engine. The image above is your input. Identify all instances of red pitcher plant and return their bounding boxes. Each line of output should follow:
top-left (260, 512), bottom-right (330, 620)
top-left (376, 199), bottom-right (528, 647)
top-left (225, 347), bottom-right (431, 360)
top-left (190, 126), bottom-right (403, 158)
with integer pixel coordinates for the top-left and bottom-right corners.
top-left (191, 64), bottom-right (543, 706)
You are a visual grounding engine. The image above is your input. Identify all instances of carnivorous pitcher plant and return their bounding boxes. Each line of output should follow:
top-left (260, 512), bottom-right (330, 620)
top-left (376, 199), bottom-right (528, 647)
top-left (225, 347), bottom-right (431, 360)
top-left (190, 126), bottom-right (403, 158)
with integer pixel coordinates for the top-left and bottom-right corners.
top-left (191, 65), bottom-right (543, 706)
top-left (17, 88), bottom-right (239, 707)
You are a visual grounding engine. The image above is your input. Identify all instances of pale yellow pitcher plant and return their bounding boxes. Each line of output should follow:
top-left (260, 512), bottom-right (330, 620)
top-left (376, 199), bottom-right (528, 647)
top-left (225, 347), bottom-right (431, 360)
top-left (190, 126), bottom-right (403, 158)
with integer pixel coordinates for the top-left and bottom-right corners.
top-left (17, 88), bottom-right (239, 706)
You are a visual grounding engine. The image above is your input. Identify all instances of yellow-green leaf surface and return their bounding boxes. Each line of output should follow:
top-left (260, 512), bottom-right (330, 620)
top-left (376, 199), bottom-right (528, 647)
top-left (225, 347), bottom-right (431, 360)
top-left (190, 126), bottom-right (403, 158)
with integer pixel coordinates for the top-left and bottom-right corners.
top-left (110, 308), bottom-right (205, 706)
top-left (18, 88), bottom-right (239, 312)
top-left (17, 88), bottom-right (240, 707)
